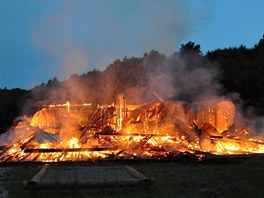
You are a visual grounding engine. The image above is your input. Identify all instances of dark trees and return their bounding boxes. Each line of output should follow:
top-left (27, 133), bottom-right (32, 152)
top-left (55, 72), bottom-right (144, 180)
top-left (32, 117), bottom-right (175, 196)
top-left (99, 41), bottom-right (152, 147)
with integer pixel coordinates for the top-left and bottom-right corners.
top-left (1, 36), bottom-right (264, 133)
top-left (207, 37), bottom-right (264, 114)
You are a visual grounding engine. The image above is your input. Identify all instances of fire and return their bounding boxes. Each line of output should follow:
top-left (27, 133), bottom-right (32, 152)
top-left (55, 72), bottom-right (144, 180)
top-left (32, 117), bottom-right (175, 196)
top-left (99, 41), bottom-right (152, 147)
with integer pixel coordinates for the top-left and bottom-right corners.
top-left (66, 101), bottom-right (70, 114)
top-left (1, 97), bottom-right (264, 163)
top-left (6, 144), bottom-right (21, 155)
top-left (213, 138), bottom-right (264, 154)
top-left (69, 137), bottom-right (79, 148)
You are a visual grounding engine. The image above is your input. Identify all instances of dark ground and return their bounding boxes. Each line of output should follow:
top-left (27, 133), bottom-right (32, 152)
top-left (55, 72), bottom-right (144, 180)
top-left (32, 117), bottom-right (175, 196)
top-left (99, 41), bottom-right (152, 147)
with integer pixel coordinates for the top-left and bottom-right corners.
top-left (1, 157), bottom-right (264, 198)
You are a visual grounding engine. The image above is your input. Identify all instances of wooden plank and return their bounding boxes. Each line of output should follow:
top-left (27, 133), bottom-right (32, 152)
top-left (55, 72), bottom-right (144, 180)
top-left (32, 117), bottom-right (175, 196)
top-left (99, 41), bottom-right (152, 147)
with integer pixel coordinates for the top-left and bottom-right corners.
top-left (27, 164), bottom-right (49, 186)
top-left (24, 166), bottom-right (150, 189)
top-left (125, 165), bottom-right (151, 183)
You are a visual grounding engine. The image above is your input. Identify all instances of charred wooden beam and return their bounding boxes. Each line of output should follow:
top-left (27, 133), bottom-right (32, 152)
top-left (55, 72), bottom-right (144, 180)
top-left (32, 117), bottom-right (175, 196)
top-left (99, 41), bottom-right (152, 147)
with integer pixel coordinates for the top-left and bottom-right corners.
top-left (95, 132), bottom-right (176, 137)
top-left (137, 135), bottom-right (153, 148)
top-left (24, 147), bottom-right (119, 153)
top-left (1, 155), bottom-right (13, 162)
top-left (115, 150), bottom-right (124, 156)
top-left (20, 135), bottom-right (36, 150)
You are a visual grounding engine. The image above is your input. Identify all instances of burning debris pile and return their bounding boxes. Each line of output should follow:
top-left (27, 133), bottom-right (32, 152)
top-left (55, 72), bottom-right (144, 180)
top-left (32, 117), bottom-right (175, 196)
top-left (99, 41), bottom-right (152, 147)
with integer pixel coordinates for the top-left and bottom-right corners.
top-left (1, 95), bottom-right (264, 163)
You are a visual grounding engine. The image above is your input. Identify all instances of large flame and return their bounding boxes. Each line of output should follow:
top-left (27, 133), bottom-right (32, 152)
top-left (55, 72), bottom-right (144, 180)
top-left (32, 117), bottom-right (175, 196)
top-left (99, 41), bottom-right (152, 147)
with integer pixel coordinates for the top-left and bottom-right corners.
top-left (1, 99), bottom-right (264, 163)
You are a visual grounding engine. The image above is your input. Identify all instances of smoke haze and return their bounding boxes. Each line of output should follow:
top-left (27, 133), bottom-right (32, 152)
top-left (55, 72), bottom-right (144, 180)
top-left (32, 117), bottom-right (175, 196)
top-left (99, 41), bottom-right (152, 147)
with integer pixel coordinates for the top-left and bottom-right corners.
top-left (2, 0), bottom-right (264, 145)
top-left (31, 0), bottom-right (193, 79)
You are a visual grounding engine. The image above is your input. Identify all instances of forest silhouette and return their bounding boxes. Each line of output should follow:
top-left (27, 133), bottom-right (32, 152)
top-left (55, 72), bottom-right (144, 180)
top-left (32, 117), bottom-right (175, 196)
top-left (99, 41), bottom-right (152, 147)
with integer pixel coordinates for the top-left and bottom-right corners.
top-left (1, 36), bottom-right (264, 133)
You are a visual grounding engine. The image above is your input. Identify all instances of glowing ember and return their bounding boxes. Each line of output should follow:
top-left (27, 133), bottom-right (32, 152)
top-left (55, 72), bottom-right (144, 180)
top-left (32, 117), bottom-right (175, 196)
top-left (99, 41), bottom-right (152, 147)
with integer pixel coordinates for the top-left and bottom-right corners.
top-left (1, 99), bottom-right (264, 163)
top-left (69, 137), bottom-right (79, 148)
top-left (66, 101), bottom-right (70, 114)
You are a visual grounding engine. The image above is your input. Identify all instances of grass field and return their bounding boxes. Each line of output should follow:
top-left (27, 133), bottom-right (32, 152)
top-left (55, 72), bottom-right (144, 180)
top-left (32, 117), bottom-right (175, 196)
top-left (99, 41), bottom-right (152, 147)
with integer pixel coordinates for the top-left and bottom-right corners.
top-left (1, 157), bottom-right (264, 198)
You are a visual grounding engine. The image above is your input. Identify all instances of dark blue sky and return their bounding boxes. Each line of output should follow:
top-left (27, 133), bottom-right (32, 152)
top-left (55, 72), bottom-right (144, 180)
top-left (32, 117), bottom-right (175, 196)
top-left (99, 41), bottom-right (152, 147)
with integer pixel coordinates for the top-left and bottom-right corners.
top-left (0, 0), bottom-right (264, 89)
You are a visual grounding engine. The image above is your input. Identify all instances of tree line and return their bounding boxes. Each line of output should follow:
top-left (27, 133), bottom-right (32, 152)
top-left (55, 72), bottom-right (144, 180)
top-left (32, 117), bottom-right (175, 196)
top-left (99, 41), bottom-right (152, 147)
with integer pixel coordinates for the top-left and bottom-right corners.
top-left (0, 36), bottom-right (264, 133)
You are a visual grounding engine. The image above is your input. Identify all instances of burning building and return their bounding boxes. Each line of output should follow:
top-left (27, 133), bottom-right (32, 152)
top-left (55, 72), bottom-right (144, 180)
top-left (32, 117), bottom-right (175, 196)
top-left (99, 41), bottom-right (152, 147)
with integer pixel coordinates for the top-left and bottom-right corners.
top-left (1, 95), bottom-right (264, 163)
